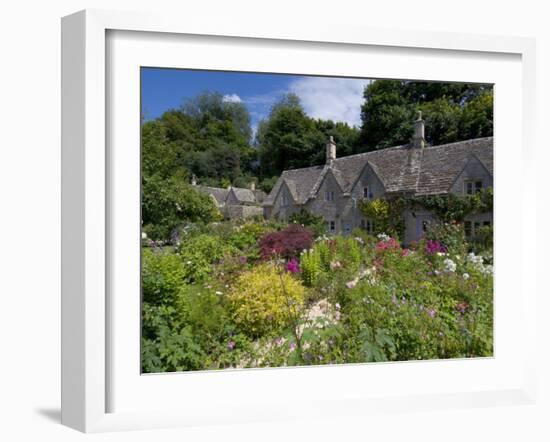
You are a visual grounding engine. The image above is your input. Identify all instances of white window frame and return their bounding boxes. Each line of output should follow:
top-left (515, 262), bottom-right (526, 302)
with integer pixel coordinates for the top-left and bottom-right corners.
top-left (465, 179), bottom-right (483, 195)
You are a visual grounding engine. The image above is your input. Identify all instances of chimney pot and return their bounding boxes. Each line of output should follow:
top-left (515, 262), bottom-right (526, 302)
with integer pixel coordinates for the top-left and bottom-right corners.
top-left (326, 136), bottom-right (336, 165)
top-left (413, 111), bottom-right (426, 149)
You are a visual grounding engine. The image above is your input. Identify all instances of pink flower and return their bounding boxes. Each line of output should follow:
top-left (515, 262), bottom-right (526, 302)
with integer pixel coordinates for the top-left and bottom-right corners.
top-left (330, 261), bottom-right (342, 270)
top-left (289, 342), bottom-right (297, 351)
top-left (286, 258), bottom-right (300, 273)
top-left (346, 278), bottom-right (358, 289)
top-left (227, 340), bottom-right (236, 350)
top-left (428, 309), bottom-right (437, 318)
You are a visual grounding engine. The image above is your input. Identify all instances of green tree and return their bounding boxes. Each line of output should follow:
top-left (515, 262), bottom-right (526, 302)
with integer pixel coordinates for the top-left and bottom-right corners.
top-left (359, 80), bottom-right (493, 150)
top-left (142, 171), bottom-right (222, 240)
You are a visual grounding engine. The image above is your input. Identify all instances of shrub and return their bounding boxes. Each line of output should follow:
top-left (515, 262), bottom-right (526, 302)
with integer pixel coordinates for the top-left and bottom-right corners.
top-left (142, 248), bottom-right (186, 306)
top-left (176, 233), bottom-right (237, 282)
top-left (288, 209), bottom-right (327, 237)
top-left (142, 173), bottom-right (223, 241)
top-left (424, 221), bottom-right (467, 256)
top-left (259, 224), bottom-right (313, 260)
top-left (228, 263), bottom-right (305, 337)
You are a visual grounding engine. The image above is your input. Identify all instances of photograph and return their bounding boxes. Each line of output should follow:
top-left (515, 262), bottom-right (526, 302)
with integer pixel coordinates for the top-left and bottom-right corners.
top-left (140, 68), bottom-right (494, 373)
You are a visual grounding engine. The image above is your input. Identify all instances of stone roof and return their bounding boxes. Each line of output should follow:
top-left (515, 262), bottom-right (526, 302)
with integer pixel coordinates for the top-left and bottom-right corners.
top-left (264, 137), bottom-right (493, 206)
top-left (196, 186), bottom-right (230, 205)
top-left (196, 185), bottom-right (266, 206)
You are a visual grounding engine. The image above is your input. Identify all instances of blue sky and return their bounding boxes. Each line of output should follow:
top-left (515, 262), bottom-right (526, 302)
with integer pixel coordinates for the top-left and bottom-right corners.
top-left (141, 68), bottom-right (371, 132)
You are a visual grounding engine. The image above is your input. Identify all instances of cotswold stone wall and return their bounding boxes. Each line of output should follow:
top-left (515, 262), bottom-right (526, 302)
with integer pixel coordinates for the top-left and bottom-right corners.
top-left (224, 205), bottom-right (264, 220)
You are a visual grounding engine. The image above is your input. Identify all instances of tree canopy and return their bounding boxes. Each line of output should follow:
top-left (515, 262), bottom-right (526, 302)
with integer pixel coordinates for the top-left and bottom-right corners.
top-left (358, 80), bottom-right (493, 150)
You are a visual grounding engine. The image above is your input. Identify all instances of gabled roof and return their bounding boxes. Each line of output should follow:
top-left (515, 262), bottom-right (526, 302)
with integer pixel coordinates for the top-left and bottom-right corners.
top-left (196, 186), bottom-right (230, 205)
top-left (196, 185), bottom-right (267, 206)
top-left (264, 137), bottom-right (493, 205)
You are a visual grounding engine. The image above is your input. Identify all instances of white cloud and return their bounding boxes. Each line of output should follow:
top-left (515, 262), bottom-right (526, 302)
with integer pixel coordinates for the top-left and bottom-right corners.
top-left (288, 77), bottom-right (370, 127)
top-left (222, 93), bottom-right (242, 103)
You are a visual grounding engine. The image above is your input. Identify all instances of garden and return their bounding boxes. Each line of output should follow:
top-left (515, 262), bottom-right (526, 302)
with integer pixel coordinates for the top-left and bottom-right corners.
top-left (141, 217), bottom-right (493, 373)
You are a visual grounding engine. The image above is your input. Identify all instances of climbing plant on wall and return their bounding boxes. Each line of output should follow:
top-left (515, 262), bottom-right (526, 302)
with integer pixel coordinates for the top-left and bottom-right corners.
top-left (360, 188), bottom-right (493, 240)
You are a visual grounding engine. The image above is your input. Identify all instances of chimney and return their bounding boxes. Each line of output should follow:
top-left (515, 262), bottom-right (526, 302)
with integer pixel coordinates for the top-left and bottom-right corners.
top-left (326, 136), bottom-right (336, 165)
top-left (249, 181), bottom-right (256, 191)
top-left (413, 110), bottom-right (426, 149)
top-left (191, 174), bottom-right (197, 186)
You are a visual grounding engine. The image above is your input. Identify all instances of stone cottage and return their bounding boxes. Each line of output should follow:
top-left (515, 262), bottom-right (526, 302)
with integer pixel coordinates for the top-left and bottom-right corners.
top-left (192, 177), bottom-right (266, 220)
top-left (263, 113), bottom-right (493, 244)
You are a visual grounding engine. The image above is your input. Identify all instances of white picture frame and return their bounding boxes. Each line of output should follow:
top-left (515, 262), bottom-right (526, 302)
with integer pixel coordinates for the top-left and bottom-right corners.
top-left (61, 9), bottom-right (537, 433)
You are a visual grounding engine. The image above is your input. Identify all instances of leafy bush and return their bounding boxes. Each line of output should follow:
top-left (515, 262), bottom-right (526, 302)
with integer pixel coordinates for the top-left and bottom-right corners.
top-left (142, 173), bottom-right (223, 241)
top-left (424, 221), bottom-right (467, 256)
top-left (142, 248), bottom-right (186, 306)
top-left (259, 224), bottom-right (313, 260)
top-left (288, 209), bottom-right (327, 237)
top-left (228, 263), bottom-right (305, 337)
top-left (176, 233), bottom-right (237, 282)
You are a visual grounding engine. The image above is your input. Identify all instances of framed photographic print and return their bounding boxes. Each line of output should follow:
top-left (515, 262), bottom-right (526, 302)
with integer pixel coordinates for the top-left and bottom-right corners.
top-left (61, 9), bottom-right (537, 433)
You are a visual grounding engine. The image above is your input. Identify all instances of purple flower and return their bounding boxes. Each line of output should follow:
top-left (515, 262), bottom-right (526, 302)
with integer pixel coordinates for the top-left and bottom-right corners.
top-left (428, 309), bottom-right (437, 318)
top-left (425, 240), bottom-right (448, 255)
top-left (286, 258), bottom-right (300, 273)
top-left (289, 342), bottom-right (297, 351)
top-left (238, 256), bottom-right (247, 265)
top-left (227, 340), bottom-right (236, 350)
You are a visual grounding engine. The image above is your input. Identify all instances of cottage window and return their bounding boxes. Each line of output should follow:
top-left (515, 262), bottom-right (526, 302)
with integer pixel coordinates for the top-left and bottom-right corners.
top-left (465, 180), bottom-right (483, 195)
top-left (281, 194), bottom-right (289, 207)
top-left (325, 191), bottom-right (335, 201)
top-left (328, 220), bottom-right (336, 232)
top-left (360, 218), bottom-right (374, 234)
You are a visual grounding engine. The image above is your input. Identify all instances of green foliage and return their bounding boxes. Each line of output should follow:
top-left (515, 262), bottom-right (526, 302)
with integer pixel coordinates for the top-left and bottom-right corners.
top-left (359, 197), bottom-right (405, 239)
top-left (176, 233), bottom-right (237, 282)
top-left (424, 221), bottom-right (467, 257)
top-left (228, 263), bottom-right (306, 337)
top-left (256, 93), bottom-right (361, 177)
top-left (419, 188), bottom-right (493, 222)
top-left (300, 248), bottom-right (323, 287)
top-left (142, 172), bottom-right (222, 241)
top-left (142, 248), bottom-right (186, 306)
top-left (359, 80), bottom-right (493, 150)
top-left (288, 209), bottom-right (327, 237)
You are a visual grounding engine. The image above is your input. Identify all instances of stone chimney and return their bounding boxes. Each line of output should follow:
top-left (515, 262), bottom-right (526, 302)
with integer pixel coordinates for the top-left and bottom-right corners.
top-left (191, 174), bottom-right (197, 186)
top-left (249, 181), bottom-right (256, 191)
top-left (412, 111), bottom-right (426, 149)
top-left (326, 136), bottom-right (336, 165)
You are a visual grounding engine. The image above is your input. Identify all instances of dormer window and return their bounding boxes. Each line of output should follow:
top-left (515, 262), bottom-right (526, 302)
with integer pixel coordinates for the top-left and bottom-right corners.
top-left (465, 180), bottom-right (483, 195)
top-left (325, 191), bottom-right (335, 201)
top-left (363, 186), bottom-right (373, 199)
top-left (281, 194), bottom-right (289, 207)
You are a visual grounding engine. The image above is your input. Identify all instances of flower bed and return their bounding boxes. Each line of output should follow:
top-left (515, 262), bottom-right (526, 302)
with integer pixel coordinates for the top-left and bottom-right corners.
top-left (141, 220), bottom-right (493, 372)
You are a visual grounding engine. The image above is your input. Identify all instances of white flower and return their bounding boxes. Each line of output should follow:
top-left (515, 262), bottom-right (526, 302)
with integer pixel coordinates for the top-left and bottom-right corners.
top-left (377, 233), bottom-right (390, 242)
top-left (141, 232), bottom-right (147, 239)
top-left (186, 260), bottom-right (192, 265)
top-left (436, 252), bottom-right (447, 257)
top-left (215, 291), bottom-right (223, 295)
top-left (443, 258), bottom-right (457, 273)
top-left (463, 273), bottom-right (470, 280)
top-left (481, 265), bottom-right (494, 275)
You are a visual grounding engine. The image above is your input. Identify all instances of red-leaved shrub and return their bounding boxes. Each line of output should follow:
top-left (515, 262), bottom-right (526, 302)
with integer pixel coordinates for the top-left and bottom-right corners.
top-left (259, 224), bottom-right (314, 260)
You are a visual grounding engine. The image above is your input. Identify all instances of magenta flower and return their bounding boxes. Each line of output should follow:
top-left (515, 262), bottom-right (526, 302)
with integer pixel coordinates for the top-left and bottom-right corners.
top-left (286, 258), bottom-right (300, 273)
top-left (425, 240), bottom-right (448, 255)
